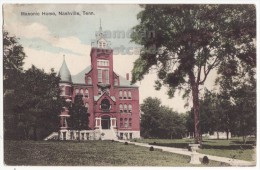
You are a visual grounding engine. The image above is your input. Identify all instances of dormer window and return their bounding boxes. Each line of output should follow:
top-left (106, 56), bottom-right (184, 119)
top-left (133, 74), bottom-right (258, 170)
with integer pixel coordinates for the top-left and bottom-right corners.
top-left (87, 77), bottom-right (92, 85)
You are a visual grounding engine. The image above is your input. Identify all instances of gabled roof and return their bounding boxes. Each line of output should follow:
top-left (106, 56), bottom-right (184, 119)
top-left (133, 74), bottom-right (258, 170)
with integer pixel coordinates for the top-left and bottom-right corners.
top-left (58, 58), bottom-right (72, 83)
top-left (118, 74), bottom-right (138, 88)
top-left (71, 66), bottom-right (92, 84)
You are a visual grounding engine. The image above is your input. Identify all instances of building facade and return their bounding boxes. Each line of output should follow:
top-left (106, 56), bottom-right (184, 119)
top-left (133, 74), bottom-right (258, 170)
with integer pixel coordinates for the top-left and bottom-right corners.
top-left (57, 26), bottom-right (140, 140)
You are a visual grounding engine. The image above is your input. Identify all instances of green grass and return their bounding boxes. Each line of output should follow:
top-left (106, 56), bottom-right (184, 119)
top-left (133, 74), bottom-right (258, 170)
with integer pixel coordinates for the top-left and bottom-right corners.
top-left (131, 137), bottom-right (256, 161)
top-left (4, 140), bottom-right (228, 166)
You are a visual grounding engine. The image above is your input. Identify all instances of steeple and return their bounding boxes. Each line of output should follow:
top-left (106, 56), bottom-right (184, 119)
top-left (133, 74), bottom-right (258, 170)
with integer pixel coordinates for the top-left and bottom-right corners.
top-left (95, 19), bottom-right (107, 49)
top-left (58, 55), bottom-right (72, 83)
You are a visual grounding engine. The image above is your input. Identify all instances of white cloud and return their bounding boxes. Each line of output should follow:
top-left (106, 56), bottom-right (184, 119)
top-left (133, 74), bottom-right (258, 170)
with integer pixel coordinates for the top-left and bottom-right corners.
top-left (5, 21), bottom-right (90, 56)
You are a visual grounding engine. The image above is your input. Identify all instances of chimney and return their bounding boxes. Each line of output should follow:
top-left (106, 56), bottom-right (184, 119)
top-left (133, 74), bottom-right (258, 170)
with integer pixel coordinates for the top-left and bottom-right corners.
top-left (126, 73), bottom-right (129, 80)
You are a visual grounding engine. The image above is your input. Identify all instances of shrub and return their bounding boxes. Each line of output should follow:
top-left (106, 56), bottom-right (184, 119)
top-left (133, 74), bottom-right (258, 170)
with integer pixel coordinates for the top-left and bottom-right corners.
top-left (150, 146), bottom-right (154, 151)
top-left (202, 156), bottom-right (209, 165)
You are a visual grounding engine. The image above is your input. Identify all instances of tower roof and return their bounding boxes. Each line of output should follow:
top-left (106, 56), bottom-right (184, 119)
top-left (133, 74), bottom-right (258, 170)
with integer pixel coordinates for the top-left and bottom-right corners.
top-left (58, 56), bottom-right (72, 83)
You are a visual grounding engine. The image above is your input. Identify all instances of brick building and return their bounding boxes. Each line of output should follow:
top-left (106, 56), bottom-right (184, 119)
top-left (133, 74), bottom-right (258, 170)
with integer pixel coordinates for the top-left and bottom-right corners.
top-left (57, 25), bottom-right (140, 140)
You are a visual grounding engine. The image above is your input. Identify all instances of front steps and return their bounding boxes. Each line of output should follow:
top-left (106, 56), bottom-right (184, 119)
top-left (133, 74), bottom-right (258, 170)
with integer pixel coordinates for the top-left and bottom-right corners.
top-left (101, 129), bottom-right (117, 140)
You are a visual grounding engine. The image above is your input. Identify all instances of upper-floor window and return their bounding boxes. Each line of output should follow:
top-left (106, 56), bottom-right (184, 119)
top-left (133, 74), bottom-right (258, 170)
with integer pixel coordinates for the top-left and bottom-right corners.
top-left (119, 104), bottom-right (123, 113)
top-left (124, 118), bottom-right (128, 128)
top-left (75, 88), bottom-right (79, 95)
top-left (124, 91), bottom-right (127, 99)
top-left (98, 69), bottom-right (102, 83)
top-left (128, 104), bottom-right (132, 113)
top-left (124, 104), bottom-right (127, 113)
top-left (85, 103), bottom-right (89, 108)
top-left (105, 70), bottom-right (109, 84)
top-left (97, 59), bottom-right (109, 67)
top-left (114, 78), bottom-right (118, 86)
top-left (128, 91), bottom-right (132, 99)
top-left (87, 77), bottom-right (92, 85)
top-left (85, 89), bottom-right (89, 98)
top-left (98, 88), bottom-right (102, 96)
top-left (80, 89), bottom-right (84, 95)
top-left (61, 86), bottom-right (65, 96)
top-left (119, 91), bottom-right (122, 99)
top-left (129, 118), bottom-right (132, 127)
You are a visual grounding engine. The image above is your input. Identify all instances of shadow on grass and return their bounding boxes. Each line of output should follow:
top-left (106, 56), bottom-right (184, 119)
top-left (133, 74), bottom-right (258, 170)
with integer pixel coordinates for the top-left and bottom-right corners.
top-left (148, 142), bottom-right (254, 150)
top-left (200, 144), bottom-right (253, 150)
top-left (148, 142), bottom-right (190, 149)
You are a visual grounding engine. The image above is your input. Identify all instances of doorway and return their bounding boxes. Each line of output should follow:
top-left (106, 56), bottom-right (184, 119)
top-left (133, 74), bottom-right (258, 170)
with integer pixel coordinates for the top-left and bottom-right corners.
top-left (101, 116), bottom-right (110, 129)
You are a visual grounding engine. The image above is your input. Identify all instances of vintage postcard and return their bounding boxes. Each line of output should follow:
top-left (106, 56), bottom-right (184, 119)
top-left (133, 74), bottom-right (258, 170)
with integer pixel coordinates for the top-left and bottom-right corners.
top-left (1, 1), bottom-right (258, 168)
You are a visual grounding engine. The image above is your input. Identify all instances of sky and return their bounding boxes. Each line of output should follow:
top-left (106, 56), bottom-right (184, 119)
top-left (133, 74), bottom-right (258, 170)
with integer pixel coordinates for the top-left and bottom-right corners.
top-left (3, 4), bottom-right (219, 113)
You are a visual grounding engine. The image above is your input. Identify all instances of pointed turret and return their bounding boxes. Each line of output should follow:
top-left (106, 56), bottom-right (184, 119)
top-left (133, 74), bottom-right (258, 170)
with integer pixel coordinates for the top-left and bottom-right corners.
top-left (58, 55), bottom-right (72, 83)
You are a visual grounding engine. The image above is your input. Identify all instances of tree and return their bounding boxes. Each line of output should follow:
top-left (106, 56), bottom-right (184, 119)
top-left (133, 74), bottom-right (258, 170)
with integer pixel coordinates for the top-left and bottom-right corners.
top-left (131, 5), bottom-right (256, 143)
top-left (68, 95), bottom-right (89, 141)
top-left (217, 58), bottom-right (256, 143)
top-left (140, 97), bottom-right (186, 139)
top-left (4, 65), bottom-right (63, 140)
top-left (3, 30), bottom-right (26, 92)
top-left (140, 97), bottom-right (161, 138)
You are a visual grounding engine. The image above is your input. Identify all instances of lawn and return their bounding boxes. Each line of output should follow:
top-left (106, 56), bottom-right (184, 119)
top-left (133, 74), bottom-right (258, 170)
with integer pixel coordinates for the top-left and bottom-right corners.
top-left (131, 137), bottom-right (256, 161)
top-left (4, 140), bottom-right (227, 166)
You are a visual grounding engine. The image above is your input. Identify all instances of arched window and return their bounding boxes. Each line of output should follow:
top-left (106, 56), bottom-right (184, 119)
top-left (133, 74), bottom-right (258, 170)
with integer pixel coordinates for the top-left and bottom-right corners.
top-left (87, 77), bottom-right (92, 85)
top-left (85, 103), bottom-right (89, 108)
top-left (85, 89), bottom-right (89, 98)
top-left (124, 104), bottom-right (127, 113)
top-left (75, 88), bottom-right (79, 95)
top-left (119, 104), bottom-right (123, 113)
top-left (128, 104), bottom-right (132, 113)
top-left (119, 90), bottom-right (122, 99)
top-left (124, 91), bottom-right (127, 99)
top-left (80, 89), bottom-right (84, 95)
top-left (114, 78), bottom-right (118, 86)
top-left (128, 91), bottom-right (132, 99)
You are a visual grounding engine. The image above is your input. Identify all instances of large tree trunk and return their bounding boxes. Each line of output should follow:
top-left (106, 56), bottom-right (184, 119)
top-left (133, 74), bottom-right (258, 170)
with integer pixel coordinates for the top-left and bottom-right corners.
top-left (189, 71), bottom-right (200, 144)
top-left (226, 129), bottom-right (229, 140)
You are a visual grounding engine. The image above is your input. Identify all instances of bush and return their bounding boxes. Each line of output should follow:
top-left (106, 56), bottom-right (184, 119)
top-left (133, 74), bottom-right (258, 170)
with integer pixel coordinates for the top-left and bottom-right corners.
top-left (150, 146), bottom-right (154, 151)
top-left (202, 156), bottom-right (209, 165)
top-left (125, 142), bottom-right (128, 145)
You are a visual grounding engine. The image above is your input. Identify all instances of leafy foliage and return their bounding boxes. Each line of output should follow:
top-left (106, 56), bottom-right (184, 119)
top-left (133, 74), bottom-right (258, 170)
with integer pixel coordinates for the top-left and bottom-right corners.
top-left (131, 4), bottom-right (256, 143)
top-left (4, 65), bottom-right (63, 140)
top-left (68, 95), bottom-right (89, 140)
top-left (141, 97), bottom-right (186, 139)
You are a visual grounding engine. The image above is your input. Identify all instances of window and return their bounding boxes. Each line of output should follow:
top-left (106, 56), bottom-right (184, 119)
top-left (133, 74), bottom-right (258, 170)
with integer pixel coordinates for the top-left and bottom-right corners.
top-left (114, 78), bottom-right (118, 86)
top-left (119, 91), bottom-right (122, 99)
top-left (61, 86), bottom-right (65, 95)
top-left (129, 133), bottom-right (133, 139)
top-left (105, 70), bottom-right (109, 84)
top-left (87, 77), bottom-right (92, 85)
top-left (124, 118), bottom-right (128, 128)
top-left (120, 118), bottom-right (123, 127)
top-left (119, 104), bottom-right (123, 113)
top-left (85, 103), bottom-right (89, 108)
top-left (98, 69), bottom-right (102, 83)
top-left (128, 91), bottom-right (132, 99)
top-left (124, 104), bottom-right (127, 113)
top-left (85, 89), bottom-right (89, 98)
top-left (98, 88), bottom-right (102, 95)
top-left (75, 88), bottom-right (79, 95)
top-left (97, 59), bottom-right (109, 66)
top-left (80, 89), bottom-right (84, 95)
top-left (129, 118), bottom-right (132, 127)
top-left (128, 104), bottom-right (132, 113)
top-left (124, 91), bottom-right (127, 99)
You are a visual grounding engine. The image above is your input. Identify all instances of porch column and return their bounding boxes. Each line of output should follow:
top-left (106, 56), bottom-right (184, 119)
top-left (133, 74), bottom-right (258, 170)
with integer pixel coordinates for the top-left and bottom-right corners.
top-left (95, 117), bottom-right (101, 129)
